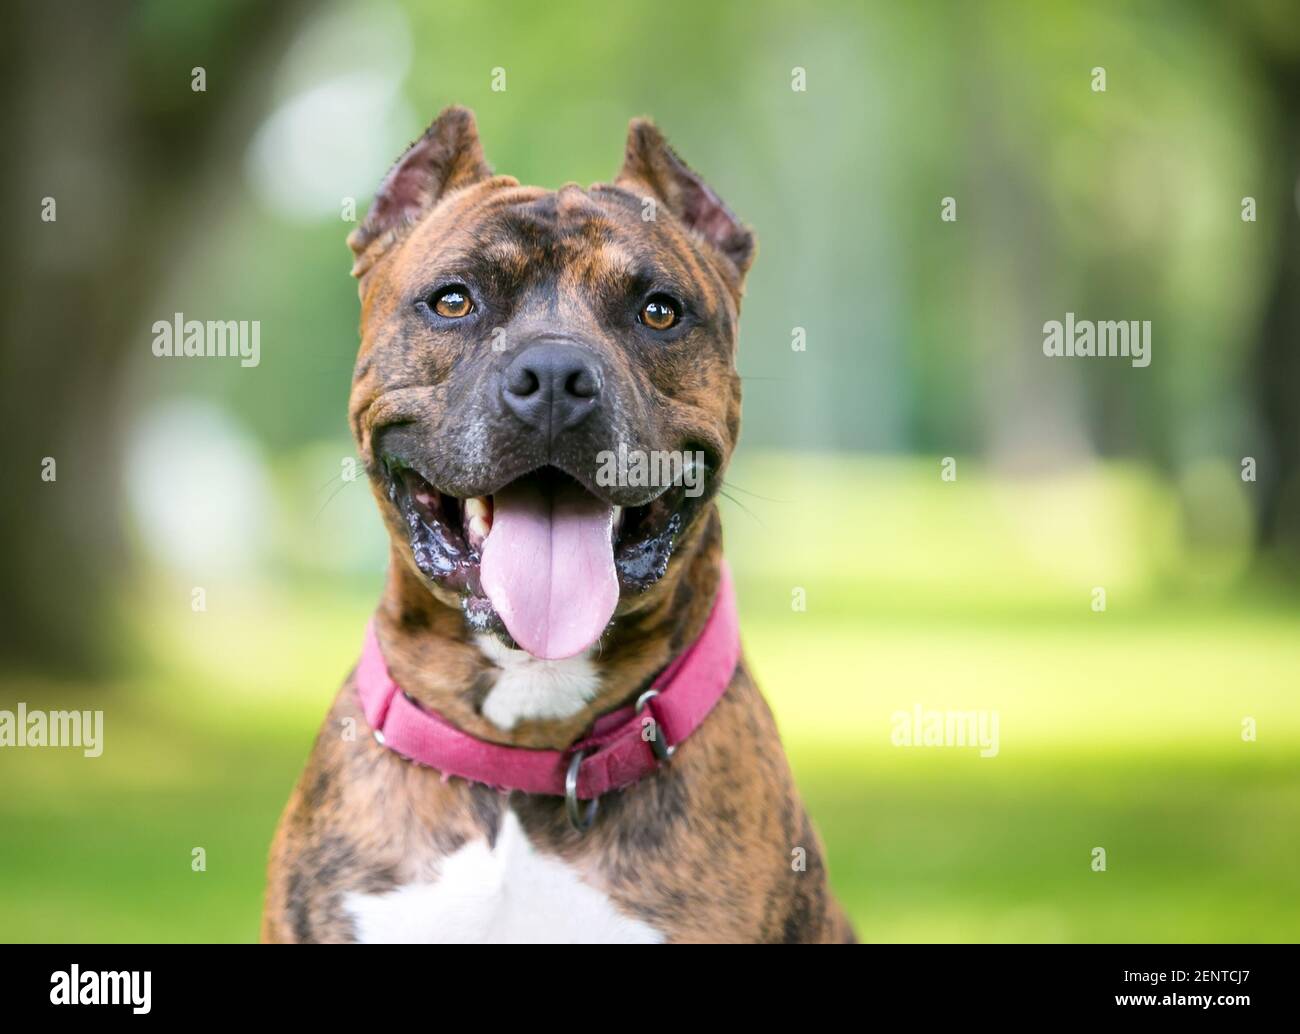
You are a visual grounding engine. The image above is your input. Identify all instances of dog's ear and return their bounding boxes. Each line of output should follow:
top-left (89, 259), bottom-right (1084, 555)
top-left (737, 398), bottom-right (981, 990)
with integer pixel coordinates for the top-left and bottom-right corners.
top-left (615, 118), bottom-right (755, 280)
top-left (349, 106), bottom-right (493, 277)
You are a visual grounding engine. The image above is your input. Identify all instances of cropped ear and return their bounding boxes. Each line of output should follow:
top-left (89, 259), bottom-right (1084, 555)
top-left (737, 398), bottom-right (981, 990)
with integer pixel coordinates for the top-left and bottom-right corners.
top-left (348, 106), bottom-right (493, 277)
top-left (615, 118), bottom-right (755, 279)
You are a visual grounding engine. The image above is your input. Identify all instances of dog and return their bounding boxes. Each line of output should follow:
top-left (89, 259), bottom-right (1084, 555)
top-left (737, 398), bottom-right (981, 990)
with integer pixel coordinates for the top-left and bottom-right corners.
top-left (261, 106), bottom-right (853, 943)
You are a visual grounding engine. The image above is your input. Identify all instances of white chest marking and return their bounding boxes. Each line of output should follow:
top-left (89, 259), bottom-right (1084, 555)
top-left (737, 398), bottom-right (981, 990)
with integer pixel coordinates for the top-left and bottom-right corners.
top-left (476, 636), bottom-right (601, 731)
top-left (343, 812), bottom-right (663, 944)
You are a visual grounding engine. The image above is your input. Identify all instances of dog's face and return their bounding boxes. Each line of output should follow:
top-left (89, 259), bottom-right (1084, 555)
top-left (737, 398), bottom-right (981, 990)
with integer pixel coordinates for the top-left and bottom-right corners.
top-left (348, 107), bottom-right (754, 660)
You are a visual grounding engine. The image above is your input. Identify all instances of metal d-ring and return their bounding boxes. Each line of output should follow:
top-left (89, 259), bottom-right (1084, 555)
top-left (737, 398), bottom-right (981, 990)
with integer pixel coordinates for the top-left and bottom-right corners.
top-left (565, 749), bottom-right (598, 834)
top-left (635, 689), bottom-right (676, 763)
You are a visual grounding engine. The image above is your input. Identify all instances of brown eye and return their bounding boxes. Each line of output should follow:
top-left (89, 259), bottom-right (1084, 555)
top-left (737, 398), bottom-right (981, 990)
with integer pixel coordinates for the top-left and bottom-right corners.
top-left (640, 295), bottom-right (679, 331)
top-left (432, 287), bottom-right (472, 318)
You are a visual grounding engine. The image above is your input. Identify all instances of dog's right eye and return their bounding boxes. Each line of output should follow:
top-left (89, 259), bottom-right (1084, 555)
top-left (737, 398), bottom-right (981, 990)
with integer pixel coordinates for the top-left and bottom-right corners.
top-left (429, 286), bottom-right (473, 319)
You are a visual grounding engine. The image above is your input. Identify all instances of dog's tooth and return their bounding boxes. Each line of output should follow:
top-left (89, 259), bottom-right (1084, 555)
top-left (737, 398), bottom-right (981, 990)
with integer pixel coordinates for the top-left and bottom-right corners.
top-left (468, 514), bottom-right (491, 546)
top-left (464, 496), bottom-right (489, 521)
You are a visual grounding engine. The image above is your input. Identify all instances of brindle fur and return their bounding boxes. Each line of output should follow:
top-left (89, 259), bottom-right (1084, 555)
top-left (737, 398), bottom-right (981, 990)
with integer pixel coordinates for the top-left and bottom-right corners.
top-left (262, 107), bottom-right (853, 943)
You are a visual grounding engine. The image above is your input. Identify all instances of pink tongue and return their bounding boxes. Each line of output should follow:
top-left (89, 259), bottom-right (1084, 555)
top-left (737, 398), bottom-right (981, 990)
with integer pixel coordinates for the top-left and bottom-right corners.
top-left (480, 477), bottom-right (619, 660)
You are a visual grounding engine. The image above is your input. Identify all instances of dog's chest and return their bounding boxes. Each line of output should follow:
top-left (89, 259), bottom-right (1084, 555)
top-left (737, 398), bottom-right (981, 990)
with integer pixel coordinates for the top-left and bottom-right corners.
top-left (342, 811), bottom-right (663, 944)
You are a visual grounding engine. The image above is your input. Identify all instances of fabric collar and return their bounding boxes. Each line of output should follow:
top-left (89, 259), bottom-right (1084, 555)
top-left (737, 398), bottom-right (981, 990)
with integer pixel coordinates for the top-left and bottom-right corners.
top-left (356, 564), bottom-right (739, 801)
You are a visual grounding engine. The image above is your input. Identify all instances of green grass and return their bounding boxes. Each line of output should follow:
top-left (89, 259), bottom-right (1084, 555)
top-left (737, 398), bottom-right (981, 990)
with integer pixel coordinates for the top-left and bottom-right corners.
top-left (2, 454), bottom-right (1297, 941)
top-left (793, 747), bottom-right (1300, 942)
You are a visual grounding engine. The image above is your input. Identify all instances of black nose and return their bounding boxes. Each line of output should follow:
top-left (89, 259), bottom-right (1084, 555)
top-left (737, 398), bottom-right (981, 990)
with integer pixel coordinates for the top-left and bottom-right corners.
top-left (501, 343), bottom-right (602, 437)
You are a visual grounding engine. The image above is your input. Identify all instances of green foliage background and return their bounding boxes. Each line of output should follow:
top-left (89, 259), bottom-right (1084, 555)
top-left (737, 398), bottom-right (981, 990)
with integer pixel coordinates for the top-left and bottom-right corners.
top-left (2, 0), bottom-right (1298, 941)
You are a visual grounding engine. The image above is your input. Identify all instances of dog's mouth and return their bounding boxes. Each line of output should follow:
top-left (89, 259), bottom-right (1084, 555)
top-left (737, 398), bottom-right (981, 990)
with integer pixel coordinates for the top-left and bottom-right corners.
top-left (385, 463), bottom-right (699, 659)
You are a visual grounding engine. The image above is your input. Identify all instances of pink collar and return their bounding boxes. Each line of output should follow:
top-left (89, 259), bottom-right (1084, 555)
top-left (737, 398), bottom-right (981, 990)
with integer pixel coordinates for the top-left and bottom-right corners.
top-left (356, 564), bottom-right (739, 819)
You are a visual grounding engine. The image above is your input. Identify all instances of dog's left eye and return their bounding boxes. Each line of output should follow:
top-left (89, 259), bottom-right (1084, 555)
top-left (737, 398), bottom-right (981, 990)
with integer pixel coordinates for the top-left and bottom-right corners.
top-left (430, 287), bottom-right (473, 319)
top-left (639, 295), bottom-right (680, 331)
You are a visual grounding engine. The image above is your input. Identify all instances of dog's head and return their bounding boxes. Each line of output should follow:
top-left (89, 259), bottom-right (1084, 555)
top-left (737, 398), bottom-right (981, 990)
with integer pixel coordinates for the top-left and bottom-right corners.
top-left (348, 106), bottom-right (754, 660)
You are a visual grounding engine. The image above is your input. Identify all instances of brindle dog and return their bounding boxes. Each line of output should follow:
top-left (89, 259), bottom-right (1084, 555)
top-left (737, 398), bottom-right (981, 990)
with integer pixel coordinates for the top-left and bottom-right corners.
top-left (262, 107), bottom-right (853, 943)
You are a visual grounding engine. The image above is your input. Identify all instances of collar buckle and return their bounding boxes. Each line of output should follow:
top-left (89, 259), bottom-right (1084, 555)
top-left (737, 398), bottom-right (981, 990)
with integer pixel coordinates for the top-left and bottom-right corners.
top-left (564, 749), bottom-right (598, 834)
top-left (635, 688), bottom-right (676, 763)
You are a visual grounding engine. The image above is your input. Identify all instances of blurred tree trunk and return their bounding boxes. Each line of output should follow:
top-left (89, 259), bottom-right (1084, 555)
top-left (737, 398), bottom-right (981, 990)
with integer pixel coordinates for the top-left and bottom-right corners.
top-left (0, 0), bottom-right (313, 675)
top-left (1252, 56), bottom-right (1300, 566)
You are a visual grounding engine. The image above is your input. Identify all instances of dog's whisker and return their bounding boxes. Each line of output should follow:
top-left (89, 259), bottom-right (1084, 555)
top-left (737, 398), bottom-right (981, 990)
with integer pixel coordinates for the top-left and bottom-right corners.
top-left (313, 476), bottom-right (360, 521)
top-left (720, 480), bottom-right (788, 504)
top-left (716, 488), bottom-right (764, 527)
